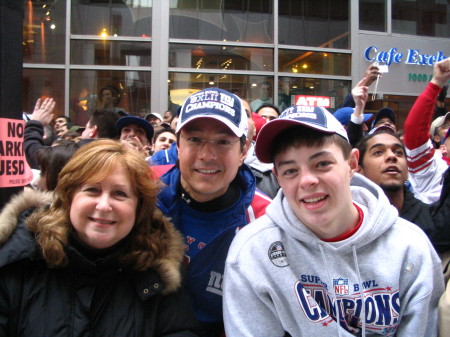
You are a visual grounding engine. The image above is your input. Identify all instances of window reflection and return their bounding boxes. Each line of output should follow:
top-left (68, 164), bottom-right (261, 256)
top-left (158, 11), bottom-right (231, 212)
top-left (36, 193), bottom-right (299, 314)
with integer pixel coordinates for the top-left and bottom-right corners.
top-left (23, 0), bottom-right (66, 63)
top-left (279, 50), bottom-right (351, 76)
top-left (170, 44), bottom-right (273, 71)
top-left (169, 72), bottom-right (273, 110)
top-left (359, 0), bottom-right (386, 32)
top-left (250, 80), bottom-right (274, 112)
top-left (392, 0), bottom-right (449, 37)
top-left (22, 0), bottom-right (357, 127)
top-left (278, 0), bottom-right (349, 49)
top-left (71, 0), bottom-right (152, 37)
top-left (170, 0), bottom-right (274, 43)
top-left (23, 68), bottom-right (65, 116)
top-left (71, 40), bottom-right (151, 66)
top-left (278, 77), bottom-right (351, 113)
top-left (168, 74), bottom-right (350, 113)
top-left (70, 70), bottom-right (151, 125)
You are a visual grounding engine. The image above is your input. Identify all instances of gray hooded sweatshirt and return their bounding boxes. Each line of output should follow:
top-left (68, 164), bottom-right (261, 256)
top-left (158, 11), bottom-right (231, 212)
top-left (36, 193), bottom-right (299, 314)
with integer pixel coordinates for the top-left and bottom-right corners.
top-left (223, 174), bottom-right (444, 337)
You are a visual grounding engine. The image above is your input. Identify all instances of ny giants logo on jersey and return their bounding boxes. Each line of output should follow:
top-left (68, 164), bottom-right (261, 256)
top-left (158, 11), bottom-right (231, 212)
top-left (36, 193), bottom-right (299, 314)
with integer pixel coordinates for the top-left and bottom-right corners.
top-left (206, 271), bottom-right (223, 296)
top-left (295, 275), bottom-right (400, 335)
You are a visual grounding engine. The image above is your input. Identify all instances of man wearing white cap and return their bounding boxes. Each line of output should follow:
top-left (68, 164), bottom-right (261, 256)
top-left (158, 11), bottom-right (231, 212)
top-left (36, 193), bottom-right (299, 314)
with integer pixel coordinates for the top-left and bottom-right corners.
top-left (430, 111), bottom-right (450, 149)
top-left (155, 87), bottom-right (271, 336)
top-left (145, 112), bottom-right (163, 128)
top-left (223, 105), bottom-right (443, 337)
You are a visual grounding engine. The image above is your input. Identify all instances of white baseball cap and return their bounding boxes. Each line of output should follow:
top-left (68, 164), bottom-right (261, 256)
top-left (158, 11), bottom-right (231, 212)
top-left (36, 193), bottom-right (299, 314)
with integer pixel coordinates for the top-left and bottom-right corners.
top-left (176, 87), bottom-right (248, 138)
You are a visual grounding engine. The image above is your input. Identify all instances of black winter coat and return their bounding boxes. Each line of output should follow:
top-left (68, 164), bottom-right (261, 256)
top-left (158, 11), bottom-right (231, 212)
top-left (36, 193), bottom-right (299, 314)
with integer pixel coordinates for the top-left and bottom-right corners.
top-left (24, 120), bottom-right (46, 169)
top-left (0, 189), bottom-right (200, 337)
top-left (401, 178), bottom-right (450, 255)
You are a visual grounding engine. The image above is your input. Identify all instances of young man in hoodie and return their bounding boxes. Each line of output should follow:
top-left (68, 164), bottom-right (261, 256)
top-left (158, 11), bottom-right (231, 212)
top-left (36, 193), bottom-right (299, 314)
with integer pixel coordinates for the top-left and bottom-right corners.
top-left (223, 105), bottom-right (444, 337)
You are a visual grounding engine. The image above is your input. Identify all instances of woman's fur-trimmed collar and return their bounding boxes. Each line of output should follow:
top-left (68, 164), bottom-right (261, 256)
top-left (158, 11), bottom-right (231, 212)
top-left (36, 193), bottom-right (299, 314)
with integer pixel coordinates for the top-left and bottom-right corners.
top-left (0, 188), bottom-right (53, 245)
top-left (0, 188), bottom-right (184, 294)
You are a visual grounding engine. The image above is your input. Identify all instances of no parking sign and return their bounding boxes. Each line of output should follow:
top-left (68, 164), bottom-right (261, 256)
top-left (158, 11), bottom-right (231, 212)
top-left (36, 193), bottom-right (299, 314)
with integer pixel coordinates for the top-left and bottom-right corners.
top-left (0, 118), bottom-right (33, 187)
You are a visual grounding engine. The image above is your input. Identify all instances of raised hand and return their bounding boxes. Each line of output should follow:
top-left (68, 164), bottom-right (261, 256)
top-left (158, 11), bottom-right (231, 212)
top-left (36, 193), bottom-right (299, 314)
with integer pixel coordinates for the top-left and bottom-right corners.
top-left (362, 64), bottom-right (381, 87)
top-left (431, 57), bottom-right (450, 88)
top-left (31, 98), bottom-right (55, 126)
top-left (351, 78), bottom-right (369, 117)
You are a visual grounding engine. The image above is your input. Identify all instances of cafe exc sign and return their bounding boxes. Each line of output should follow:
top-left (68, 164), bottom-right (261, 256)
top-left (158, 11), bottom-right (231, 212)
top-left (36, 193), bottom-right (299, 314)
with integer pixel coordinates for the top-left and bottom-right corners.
top-left (364, 46), bottom-right (448, 67)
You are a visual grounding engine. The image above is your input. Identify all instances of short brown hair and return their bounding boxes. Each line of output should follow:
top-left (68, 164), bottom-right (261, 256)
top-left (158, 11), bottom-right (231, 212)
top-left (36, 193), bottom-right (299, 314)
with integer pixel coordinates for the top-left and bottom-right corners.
top-left (88, 109), bottom-right (120, 139)
top-left (270, 125), bottom-right (352, 165)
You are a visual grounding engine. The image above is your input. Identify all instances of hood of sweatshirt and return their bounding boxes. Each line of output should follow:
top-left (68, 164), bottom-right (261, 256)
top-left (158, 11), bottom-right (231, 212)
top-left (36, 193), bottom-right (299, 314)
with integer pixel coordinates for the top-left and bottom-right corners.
top-left (262, 173), bottom-right (402, 336)
top-left (244, 142), bottom-right (274, 173)
top-left (265, 173), bottom-right (398, 253)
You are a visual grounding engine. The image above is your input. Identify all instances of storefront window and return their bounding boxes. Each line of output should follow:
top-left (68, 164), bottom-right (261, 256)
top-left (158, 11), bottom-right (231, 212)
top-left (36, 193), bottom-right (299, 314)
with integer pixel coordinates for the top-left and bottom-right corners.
top-left (71, 40), bottom-right (151, 66)
top-left (278, 77), bottom-right (351, 113)
top-left (169, 72), bottom-right (273, 111)
top-left (70, 69), bottom-right (151, 125)
top-left (170, 0), bottom-right (274, 43)
top-left (359, 0), bottom-right (386, 32)
top-left (393, 0), bottom-right (450, 37)
top-left (169, 44), bottom-right (273, 71)
top-left (278, 50), bottom-right (351, 76)
top-left (23, 69), bottom-right (65, 115)
top-left (278, 0), bottom-right (350, 49)
top-left (23, 0), bottom-right (66, 63)
top-left (71, 0), bottom-right (152, 37)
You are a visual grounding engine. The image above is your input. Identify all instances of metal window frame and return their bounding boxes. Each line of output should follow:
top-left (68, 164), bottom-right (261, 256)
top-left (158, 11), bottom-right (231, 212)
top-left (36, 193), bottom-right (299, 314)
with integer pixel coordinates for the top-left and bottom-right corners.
top-left (24, 0), bottom-right (356, 117)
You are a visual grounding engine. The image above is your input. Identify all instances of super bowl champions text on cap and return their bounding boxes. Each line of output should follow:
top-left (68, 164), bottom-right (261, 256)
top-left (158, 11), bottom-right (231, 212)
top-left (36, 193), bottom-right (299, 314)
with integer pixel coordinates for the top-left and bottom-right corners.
top-left (184, 90), bottom-right (237, 117)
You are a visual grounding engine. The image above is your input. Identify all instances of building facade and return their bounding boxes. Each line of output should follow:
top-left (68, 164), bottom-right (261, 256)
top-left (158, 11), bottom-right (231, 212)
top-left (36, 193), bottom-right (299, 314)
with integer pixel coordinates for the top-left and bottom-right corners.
top-left (23, 0), bottom-right (450, 127)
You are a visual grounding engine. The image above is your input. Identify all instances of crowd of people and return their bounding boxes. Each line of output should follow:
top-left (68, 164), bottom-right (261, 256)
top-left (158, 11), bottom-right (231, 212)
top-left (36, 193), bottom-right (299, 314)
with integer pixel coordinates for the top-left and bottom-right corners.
top-left (0, 57), bottom-right (449, 336)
